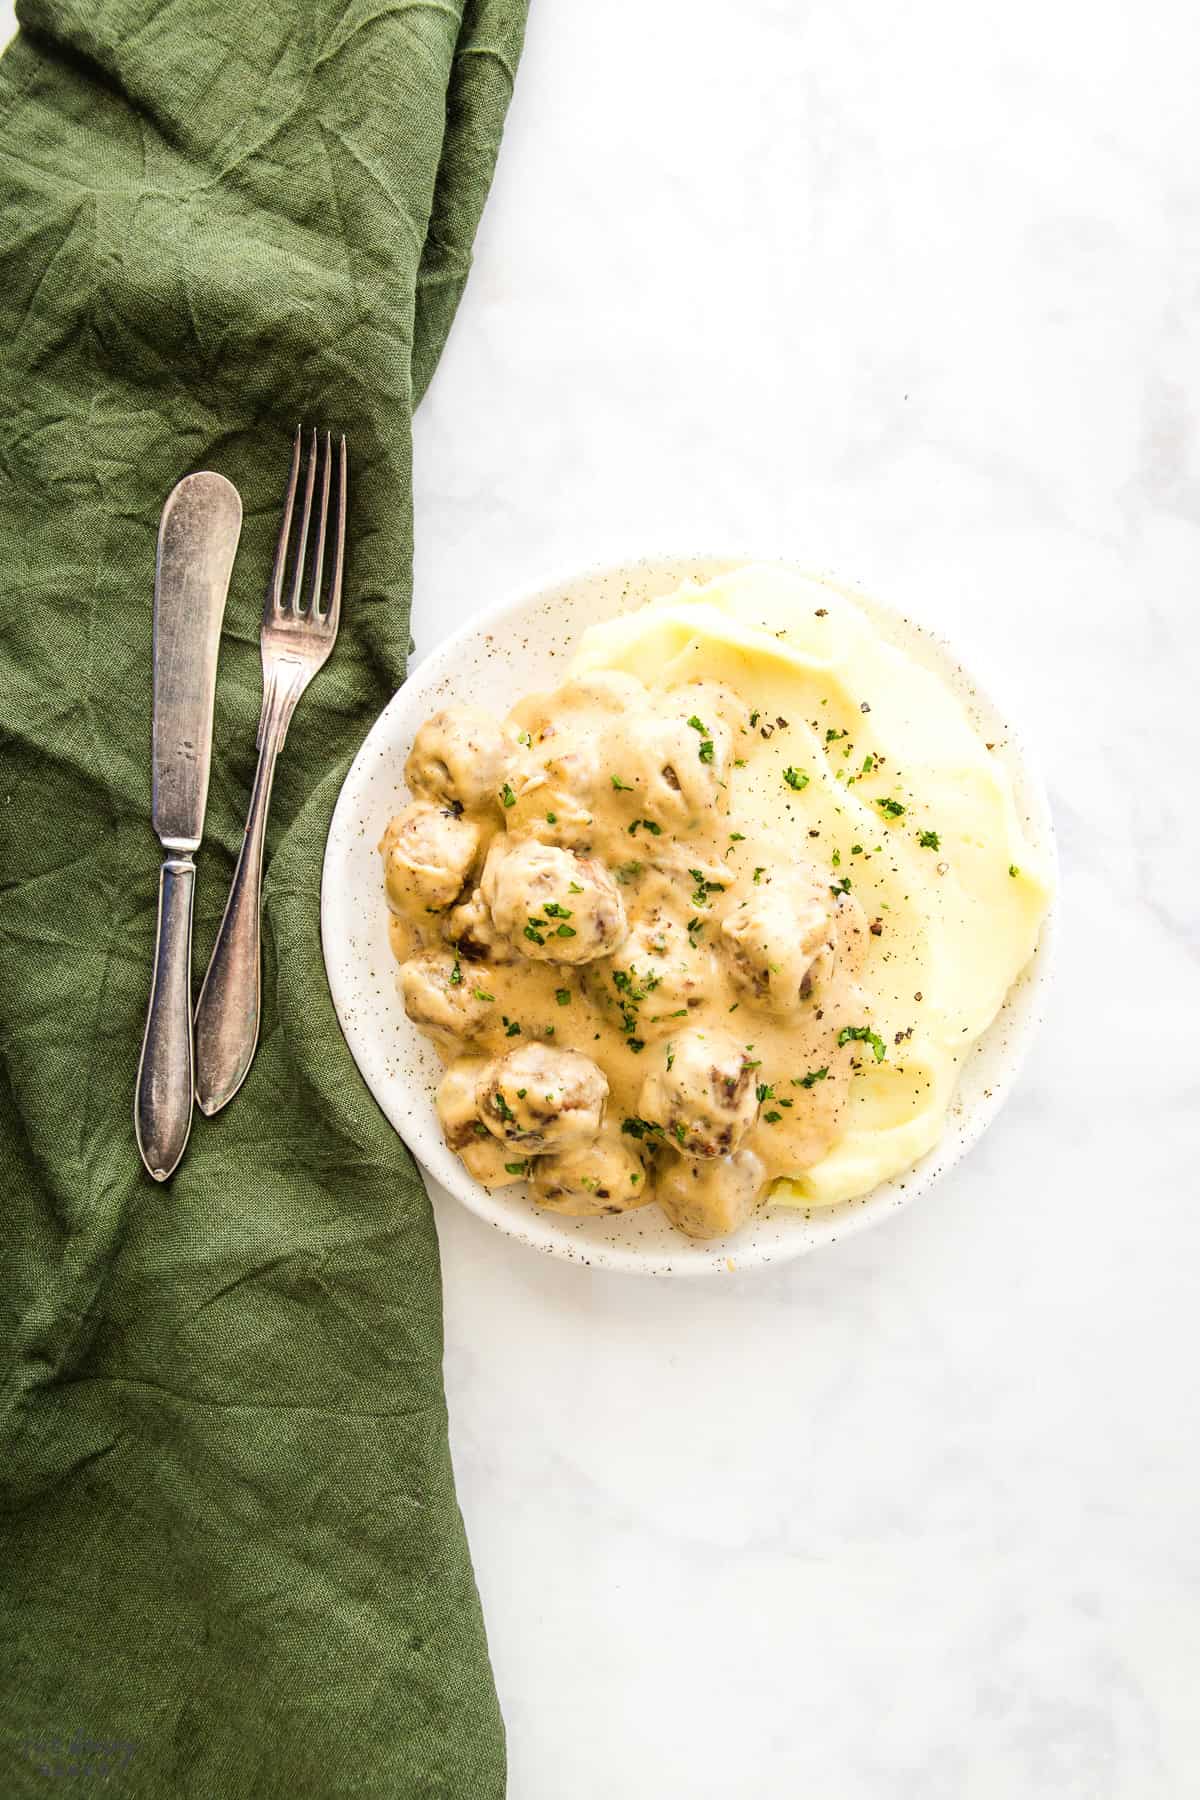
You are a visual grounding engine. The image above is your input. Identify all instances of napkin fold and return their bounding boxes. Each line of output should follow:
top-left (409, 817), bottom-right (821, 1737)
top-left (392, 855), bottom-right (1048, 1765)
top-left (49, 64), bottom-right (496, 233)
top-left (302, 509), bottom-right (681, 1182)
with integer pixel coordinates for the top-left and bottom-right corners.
top-left (0, 1), bottom-right (525, 1792)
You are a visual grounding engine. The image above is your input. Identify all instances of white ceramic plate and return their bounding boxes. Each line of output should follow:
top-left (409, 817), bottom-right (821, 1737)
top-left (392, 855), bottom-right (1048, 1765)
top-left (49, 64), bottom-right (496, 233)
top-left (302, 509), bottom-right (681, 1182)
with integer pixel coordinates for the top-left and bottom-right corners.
top-left (321, 557), bottom-right (1056, 1277)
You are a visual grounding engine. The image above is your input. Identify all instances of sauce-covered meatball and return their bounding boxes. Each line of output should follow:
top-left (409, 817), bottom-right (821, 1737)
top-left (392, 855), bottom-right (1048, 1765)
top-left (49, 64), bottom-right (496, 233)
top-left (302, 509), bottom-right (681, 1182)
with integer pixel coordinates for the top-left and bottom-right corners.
top-left (606, 684), bottom-right (736, 830)
top-left (442, 887), bottom-right (519, 963)
top-left (481, 839), bottom-right (627, 964)
top-left (657, 1147), bottom-right (766, 1238)
top-left (720, 864), bottom-right (836, 1013)
top-left (531, 1129), bottom-right (652, 1216)
top-left (479, 1042), bottom-right (608, 1153)
top-left (380, 801), bottom-right (480, 919)
top-left (589, 908), bottom-right (715, 1025)
top-left (436, 1059), bottom-right (526, 1187)
top-left (398, 951), bottom-right (490, 1043)
top-left (405, 704), bottom-right (514, 813)
top-left (637, 1028), bottom-right (759, 1158)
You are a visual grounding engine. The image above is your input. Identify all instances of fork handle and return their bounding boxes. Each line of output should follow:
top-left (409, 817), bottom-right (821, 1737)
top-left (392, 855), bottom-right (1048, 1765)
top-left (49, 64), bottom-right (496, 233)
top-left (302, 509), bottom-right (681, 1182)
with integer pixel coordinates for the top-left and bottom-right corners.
top-left (194, 668), bottom-right (300, 1115)
top-left (135, 856), bottom-right (197, 1181)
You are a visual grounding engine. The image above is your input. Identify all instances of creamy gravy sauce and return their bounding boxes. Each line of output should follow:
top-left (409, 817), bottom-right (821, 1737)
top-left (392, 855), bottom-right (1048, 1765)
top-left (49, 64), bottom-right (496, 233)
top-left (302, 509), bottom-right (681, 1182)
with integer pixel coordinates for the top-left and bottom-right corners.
top-left (383, 669), bottom-right (877, 1239)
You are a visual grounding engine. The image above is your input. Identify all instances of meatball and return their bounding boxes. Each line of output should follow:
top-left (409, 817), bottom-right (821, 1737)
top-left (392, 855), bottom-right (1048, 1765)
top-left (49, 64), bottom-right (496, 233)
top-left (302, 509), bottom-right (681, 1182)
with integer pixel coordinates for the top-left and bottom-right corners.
top-left (531, 1130), bottom-right (652, 1216)
top-left (615, 694), bottom-right (733, 827)
top-left (398, 951), bottom-right (491, 1044)
top-left (638, 1028), bottom-right (758, 1159)
top-left (479, 1042), bottom-right (608, 1153)
top-left (442, 887), bottom-right (518, 963)
top-left (380, 801), bottom-right (480, 919)
top-left (589, 910), bottom-right (714, 1024)
top-left (720, 865), bottom-right (836, 1014)
top-left (657, 1148), bottom-right (766, 1239)
top-left (405, 705), bottom-right (514, 813)
top-left (503, 729), bottom-right (601, 849)
top-left (480, 839), bottom-right (627, 965)
top-left (436, 1059), bottom-right (527, 1188)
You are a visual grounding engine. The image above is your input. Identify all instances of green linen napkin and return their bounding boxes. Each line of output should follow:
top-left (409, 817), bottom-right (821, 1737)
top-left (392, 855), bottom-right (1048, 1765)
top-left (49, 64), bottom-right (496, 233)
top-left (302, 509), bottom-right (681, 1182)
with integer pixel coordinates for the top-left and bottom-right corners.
top-left (0, 0), bottom-right (526, 1792)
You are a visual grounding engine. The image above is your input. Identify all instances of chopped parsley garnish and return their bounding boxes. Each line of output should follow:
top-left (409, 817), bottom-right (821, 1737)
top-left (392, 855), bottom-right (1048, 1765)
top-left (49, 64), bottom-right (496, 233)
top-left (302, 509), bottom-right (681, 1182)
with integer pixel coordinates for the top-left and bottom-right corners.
top-left (673, 1122), bottom-right (688, 1147)
top-left (569, 881), bottom-right (583, 893)
top-left (505, 1160), bottom-right (530, 1176)
top-left (523, 920), bottom-right (546, 945)
top-left (621, 1117), bottom-right (663, 1141)
top-left (492, 1092), bottom-right (516, 1122)
top-left (689, 868), bottom-right (725, 908)
top-left (615, 861), bottom-right (643, 885)
top-left (1009, 863), bottom-right (1019, 878)
top-left (698, 739), bottom-right (715, 764)
top-left (555, 989), bottom-right (571, 1006)
top-left (832, 849), bottom-right (841, 866)
top-left (876, 797), bottom-right (906, 818)
top-left (861, 754), bottom-right (875, 773)
top-left (543, 901), bottom-right (571, 918)
top-left (825, 728), bottom-right (848, 744)
top-left (764, 1110), bottom-right (783, 1124)
top-left (546, 811), bottom-right (557, 823)
top-left (611, 775), bottom-right (633, 791)
top-left (753, 867), bottom-right (765, 883)
top-left (749, 710), bottom-right (760, 727)
top-left (666, 1044), bottom-right (676, 1069)
top-left (782, 767), bottom-right (809, 791)
top-left (555, 923), bottom-right (576, 938)
top-left (687, 714), bottom-right (708, 734)
top-left (499, 782), bottom-right (516, 808)
top-left (517, 730), bottom-right (532, 748)
top-left (918, 829), bottom-right (940, 850)
top-left (473, 988), bottom-right (494, 1003)
top-left (792, 1066), bottom-right (829, 1088)
top-left (729, 831), bottom-right (746, 842)
top-left (628, 818), bottom-right (662, 838)
top-left (449, 959), bottom-right (462, 987)
top-left (627, 1038), bottom-right (645, 1053)
top-left (838, 1025), bottom-right (887, 1062)
top-left (502, 1016), bottom-right (521, 1037)
top-left (755, 1082), bottom-right (775, 1104)
top-left (830, 876), bottom-right (852, 895)
top-left (686, 917), bottom-right (704, 947)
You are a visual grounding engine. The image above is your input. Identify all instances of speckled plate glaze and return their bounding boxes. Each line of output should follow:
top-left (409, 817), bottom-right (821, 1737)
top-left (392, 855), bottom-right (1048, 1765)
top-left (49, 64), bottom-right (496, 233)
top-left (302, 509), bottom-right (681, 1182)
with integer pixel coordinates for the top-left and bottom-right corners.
top-left (321, 557), bottom-right (1056, 1276)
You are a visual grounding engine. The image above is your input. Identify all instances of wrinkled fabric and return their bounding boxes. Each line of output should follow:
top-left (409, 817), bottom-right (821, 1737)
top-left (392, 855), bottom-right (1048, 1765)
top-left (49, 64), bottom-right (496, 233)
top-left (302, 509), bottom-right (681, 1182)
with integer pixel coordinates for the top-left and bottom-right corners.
top-left (0, 0), bottom-right (526, 1792)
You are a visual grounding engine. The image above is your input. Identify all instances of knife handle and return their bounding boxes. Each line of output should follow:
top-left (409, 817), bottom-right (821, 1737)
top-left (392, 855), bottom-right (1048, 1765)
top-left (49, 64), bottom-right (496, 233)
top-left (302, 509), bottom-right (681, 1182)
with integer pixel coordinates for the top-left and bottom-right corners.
top-left (135, 856), bottom-right (197, 1181)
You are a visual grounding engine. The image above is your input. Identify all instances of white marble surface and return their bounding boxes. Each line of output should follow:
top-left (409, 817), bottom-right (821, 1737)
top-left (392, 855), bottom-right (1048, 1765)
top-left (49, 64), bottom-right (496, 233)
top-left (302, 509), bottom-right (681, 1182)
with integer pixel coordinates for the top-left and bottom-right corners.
top-left (7, 0), bottom-right (1200, 1792)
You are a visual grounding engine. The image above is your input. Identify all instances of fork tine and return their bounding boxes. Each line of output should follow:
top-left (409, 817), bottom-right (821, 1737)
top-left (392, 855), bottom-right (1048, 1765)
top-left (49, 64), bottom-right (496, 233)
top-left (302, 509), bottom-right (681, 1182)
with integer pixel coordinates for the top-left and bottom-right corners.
top-left (324, 435), bottom-right (347, 634)
top-left (307, 432), bottom-right (333, 617)
top-left (266, 425), bottom-right (302, 616)
top-left (287, 428), bottom-right (318, 613)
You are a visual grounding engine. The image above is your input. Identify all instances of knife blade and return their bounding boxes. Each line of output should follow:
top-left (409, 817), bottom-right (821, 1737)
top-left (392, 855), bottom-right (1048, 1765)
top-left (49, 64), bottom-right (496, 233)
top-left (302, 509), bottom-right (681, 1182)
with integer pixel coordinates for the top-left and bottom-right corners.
top-left (151, 473), bottom-right (242, 848)
top-left (135, 472), bottom-right (242, 1180)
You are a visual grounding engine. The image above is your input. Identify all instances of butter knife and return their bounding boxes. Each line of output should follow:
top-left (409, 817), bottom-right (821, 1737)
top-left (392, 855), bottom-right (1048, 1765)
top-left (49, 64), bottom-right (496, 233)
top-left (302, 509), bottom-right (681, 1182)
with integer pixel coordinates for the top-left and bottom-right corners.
top-left (135, 472), bottom-right (242, 1181)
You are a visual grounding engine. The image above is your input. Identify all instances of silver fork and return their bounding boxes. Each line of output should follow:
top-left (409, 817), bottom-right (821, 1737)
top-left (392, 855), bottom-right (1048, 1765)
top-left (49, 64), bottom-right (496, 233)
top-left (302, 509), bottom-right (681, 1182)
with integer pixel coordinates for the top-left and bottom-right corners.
top-left (194, 426), bottom-right (347, 1115)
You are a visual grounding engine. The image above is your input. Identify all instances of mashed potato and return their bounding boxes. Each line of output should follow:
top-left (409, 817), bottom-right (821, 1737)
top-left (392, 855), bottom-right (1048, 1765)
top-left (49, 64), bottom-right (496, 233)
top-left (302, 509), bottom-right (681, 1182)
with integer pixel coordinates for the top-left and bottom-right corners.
top-left (567, 564), bottom-right (1052, 1209)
